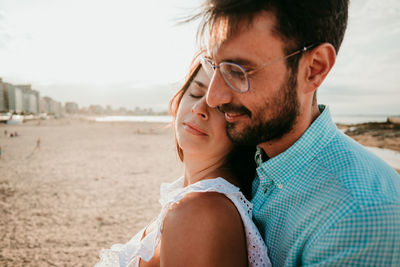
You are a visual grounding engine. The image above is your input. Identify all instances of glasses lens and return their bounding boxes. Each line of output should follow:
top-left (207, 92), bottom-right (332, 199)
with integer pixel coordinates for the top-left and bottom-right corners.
top-left (201, 58), bottom-right (215, 79)
top-left (220, 63), bottom-right (248, 92)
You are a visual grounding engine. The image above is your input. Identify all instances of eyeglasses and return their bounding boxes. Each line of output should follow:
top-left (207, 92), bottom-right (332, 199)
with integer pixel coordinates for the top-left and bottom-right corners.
top-left (201, 44), bottom-right (317, 93)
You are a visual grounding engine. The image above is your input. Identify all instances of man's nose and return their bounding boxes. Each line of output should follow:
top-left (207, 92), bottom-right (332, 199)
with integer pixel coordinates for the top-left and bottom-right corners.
top-left (206, 69), bottom-right (233, 108)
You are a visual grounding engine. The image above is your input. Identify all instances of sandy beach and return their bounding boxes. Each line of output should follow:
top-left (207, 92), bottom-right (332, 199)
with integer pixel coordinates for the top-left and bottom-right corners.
top-left (0, 118), bottom-right (399, 266)
top-left (338, 121), bottom-right (400, 153)
top-left (0, 119), bottom-right (183, 266)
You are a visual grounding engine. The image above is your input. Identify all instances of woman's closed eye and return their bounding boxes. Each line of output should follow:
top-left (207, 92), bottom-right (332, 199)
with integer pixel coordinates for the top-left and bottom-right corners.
top-left (189, 93), bottom-right (203, 99)
top-left (188, 81), bottom-right (207, 99)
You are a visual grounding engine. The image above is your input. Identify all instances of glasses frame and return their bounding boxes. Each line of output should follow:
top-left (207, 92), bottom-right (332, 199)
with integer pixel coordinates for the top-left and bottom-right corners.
top-left (201, 44), bottom-right (318, 93)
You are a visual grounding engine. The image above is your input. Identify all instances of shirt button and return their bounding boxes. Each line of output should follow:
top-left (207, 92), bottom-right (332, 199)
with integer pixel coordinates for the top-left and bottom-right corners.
top-left (278, 183), bottom-right (284, 189)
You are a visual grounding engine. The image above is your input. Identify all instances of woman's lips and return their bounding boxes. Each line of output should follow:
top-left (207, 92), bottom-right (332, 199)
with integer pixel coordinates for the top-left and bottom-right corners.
top-left (183, 122), bottom-right (208, 136)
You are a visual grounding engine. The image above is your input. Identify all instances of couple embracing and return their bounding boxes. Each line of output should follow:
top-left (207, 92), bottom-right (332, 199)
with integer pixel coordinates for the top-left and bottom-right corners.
top-left (96, 0), bottom-right (400, 266)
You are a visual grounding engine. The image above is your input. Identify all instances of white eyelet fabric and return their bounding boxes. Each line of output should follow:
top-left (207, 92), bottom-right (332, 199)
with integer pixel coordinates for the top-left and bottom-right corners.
top-left (94, 177), bottom-right (271, 267)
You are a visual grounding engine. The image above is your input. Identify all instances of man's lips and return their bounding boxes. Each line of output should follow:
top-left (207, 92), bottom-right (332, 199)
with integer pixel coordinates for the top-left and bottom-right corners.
top-left (224, 112), bottom-right (248, 122)
top-left (183, 122), bottom-right (208, 136)
top-left (218, 104), bottom-right (251, 123)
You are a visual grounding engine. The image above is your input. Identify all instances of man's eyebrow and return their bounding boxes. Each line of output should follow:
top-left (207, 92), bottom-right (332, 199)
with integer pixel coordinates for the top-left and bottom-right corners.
top-left (225, 58), bottom-right (256, 66)
top-left (207, 55), bottom-right (256, 67)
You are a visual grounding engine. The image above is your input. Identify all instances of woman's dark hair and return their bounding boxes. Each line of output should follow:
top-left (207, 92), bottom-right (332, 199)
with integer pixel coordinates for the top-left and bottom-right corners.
top-left (169, 57), bottom-right (257, 198)
top-left (226, 144), bottom-right (257, 199)
top-left (169, 58), bottom-right (202, 161)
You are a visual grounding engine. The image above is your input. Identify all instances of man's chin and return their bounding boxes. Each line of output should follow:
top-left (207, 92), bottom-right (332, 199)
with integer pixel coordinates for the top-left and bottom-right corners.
top-left (226, 122), bottom-right (256, 146)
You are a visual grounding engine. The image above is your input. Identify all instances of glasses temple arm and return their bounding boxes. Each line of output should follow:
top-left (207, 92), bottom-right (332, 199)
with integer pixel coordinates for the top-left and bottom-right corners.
top-left (248, 43), bottom-right (319, 75)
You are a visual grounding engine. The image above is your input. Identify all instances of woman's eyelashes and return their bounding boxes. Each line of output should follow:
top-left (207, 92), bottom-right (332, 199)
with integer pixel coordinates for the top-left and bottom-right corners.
top-left (188, 79), bottom-right (208, 99)
top-left (188, 87), bottom-right (205, 99)
top-left (189, 93), bottom-right (203, 99)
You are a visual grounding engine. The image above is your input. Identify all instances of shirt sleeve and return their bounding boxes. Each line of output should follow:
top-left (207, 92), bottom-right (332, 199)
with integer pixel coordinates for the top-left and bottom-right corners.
top-left (302, 201), bottom-right (400, 266)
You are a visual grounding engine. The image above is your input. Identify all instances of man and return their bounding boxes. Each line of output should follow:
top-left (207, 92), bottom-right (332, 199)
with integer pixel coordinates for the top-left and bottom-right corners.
top-left (194, 0), bottom-right (400, 265)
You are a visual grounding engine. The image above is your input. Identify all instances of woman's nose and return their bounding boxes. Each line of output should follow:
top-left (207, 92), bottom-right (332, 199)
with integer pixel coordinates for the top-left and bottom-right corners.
top-left (191, 97), bottom-right (209, 120)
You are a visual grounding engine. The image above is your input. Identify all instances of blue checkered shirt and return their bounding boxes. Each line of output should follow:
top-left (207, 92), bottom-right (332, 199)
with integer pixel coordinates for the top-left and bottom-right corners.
top-left (251, 105), bottom-right (400, 266)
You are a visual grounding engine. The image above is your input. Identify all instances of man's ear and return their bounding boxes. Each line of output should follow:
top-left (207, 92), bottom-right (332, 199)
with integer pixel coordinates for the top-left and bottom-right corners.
top-left (302, 43), bottom-right (336, 93)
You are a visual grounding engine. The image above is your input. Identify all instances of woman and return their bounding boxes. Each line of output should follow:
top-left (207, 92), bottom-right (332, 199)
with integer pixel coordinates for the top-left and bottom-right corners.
top-left (95, 58), bottom-right (271, 267)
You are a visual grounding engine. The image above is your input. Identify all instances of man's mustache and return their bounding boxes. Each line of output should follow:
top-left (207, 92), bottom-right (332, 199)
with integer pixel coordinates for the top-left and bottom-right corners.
top-left (217, 104), bottom-right (252, 118)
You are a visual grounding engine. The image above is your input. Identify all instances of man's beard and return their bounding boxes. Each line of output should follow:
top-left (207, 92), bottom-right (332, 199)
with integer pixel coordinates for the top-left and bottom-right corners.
top-left (223, 72), bottom-right (300, 147)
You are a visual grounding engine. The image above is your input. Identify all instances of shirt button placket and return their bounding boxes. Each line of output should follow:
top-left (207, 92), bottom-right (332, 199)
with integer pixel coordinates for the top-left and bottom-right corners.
top-left (263, 177), bottom-right (274, 194)
top-left (264, 184), bottom-right (269, 194)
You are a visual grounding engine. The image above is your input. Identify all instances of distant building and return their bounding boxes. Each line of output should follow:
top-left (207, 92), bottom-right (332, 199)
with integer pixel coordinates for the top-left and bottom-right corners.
top-left (0, 79), bottom-right (23, 113)
top-left (40, 98), bottom-right (48, 114)
top-left (41, 96), bottom-right (52, 114)
top-left (78, 107), bottom-right (89, 115)
top-left (41, 96), bottom-right (62, 116)
top-left (105, 105), bottom-right (113, 115)
top-left (5, 84), bottom-right (41, 114)
top-left (0, 78), bottom-right (61, 116)
top-left (7, 85), bottom-right (23, 114)
top-left (30, 90), bottom-right (40, 114)
top-left (53, 101), bottom-right (62, 116)
top-left (0, 78), bottom-right (7, 111)
top-left (65, 102), bottom-right (79, 114)
top-left (89, 105), bottom-right (104, 115)
top-left (16, 84), bottom-right (32, 114)
top-left (133, 106), bottom-right (155, 115)
top-left (118, 107), bottom-right (127, 115)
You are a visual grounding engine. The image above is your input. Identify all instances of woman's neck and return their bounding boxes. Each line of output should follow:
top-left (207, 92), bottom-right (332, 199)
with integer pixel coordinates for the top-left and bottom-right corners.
top-left (182, 154), bottom-right (238, 187)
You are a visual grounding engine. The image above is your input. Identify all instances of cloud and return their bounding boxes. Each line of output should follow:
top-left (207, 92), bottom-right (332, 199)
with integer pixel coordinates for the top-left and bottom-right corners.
top-left (0, 11), bottom-right (11, 48)
top-left (1, 0), bottom-right (399, 116)
top-left (320, 0), bottom-right (400, 115)
top-left (319, 84), bottom-right (400, 115)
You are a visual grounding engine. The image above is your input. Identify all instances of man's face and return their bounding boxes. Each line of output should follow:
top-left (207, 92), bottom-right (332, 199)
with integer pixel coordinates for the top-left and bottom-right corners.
top-left (205, 12), bottom-right (301, 146)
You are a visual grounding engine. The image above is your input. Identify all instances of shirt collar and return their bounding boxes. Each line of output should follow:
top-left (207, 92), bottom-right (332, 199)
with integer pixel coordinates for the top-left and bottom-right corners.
top-left (256, 105), bottom-right (337, 186)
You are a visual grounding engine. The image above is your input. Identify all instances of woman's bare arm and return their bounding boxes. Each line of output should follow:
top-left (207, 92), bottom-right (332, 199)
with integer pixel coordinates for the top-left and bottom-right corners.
top-left (160, 191), bottom-right (248, 267)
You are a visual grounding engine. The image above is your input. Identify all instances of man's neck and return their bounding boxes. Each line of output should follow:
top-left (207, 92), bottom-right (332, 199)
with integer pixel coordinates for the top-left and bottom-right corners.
top-left (259, 105), bottom-right (321, 158)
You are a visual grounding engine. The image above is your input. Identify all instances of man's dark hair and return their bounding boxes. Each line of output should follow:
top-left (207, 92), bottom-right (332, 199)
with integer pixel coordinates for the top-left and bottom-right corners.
top-left (194, 0), bottom-right (349, 73)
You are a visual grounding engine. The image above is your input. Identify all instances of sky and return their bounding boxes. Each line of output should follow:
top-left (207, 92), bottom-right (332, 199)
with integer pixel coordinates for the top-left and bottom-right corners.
top-left (0, 0), bottom-right (399, 115)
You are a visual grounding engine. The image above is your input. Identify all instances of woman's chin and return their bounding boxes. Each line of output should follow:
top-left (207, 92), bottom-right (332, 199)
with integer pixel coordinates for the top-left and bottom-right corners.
top-left (180, 144), bottom-right (210, 158)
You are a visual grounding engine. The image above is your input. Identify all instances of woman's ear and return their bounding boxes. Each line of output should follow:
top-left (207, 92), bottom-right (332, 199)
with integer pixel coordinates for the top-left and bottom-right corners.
top-left (302, 43), bottom-right (336, 93)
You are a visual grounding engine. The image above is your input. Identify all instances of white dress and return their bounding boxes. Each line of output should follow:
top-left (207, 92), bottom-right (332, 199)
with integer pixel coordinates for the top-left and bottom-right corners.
top-left (94, 177), bottom-right (271, 267)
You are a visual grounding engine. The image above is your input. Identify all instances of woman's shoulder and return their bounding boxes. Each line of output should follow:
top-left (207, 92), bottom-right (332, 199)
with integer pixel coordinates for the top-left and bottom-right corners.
top-left (168, 190), bottom-right (240, 220)
top-left (161, 191), bottom-right (247, 266)
top-left (163, 190), bottom-right (245, 243)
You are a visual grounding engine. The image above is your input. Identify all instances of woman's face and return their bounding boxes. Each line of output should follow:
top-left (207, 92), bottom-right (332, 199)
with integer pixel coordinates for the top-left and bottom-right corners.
top-left (175, 67), bottom-right (233, 160)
